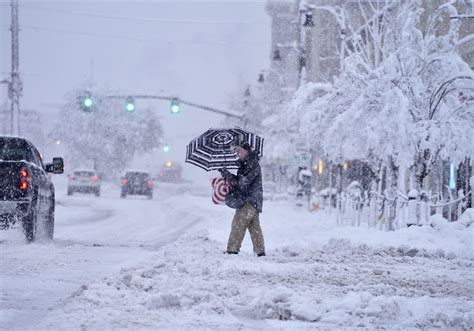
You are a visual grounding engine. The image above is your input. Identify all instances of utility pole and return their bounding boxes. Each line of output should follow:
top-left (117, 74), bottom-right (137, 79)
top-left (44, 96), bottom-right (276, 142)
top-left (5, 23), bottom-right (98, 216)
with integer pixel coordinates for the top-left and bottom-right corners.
top-left (0, 81), bottom-right (10, 134)
top-left (297, 4), bottom-right (306, 89)
top-left (297, 0), bottom-right (314, 89)
top-left (10, 0), bottom-right (21, 135)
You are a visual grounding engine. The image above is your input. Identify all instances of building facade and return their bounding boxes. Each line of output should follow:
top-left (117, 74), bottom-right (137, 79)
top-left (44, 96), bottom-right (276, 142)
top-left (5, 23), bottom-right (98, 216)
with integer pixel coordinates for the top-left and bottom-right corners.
top-left (266, 0), bottom-right (473, 90)
top-left (264, 0), bottom-right (473, 202)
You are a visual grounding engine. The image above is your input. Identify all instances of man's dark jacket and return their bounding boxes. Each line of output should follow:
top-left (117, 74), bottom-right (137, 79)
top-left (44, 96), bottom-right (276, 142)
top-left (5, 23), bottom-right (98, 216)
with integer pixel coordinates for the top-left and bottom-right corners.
top-left (221, 152), bottom-right (263, 213)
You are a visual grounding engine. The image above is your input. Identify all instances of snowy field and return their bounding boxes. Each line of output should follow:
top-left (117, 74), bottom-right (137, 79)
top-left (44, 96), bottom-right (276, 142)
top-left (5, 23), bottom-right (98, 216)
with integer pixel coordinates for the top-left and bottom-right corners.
top-left (1, 176), bottom-right (473, 330)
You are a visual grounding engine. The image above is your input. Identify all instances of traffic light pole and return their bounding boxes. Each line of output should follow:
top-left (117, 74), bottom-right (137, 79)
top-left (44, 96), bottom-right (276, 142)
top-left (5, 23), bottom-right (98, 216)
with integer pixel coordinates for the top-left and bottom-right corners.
top-left (104, 94), bottom-right (243, 120)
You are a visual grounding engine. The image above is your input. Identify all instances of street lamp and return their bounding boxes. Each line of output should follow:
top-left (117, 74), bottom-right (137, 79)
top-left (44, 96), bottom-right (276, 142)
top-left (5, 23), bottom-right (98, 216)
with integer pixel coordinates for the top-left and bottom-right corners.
top-left (303, 11), bottom-right (315, 27)
top-left (273, 48), bottom-right (282, 61)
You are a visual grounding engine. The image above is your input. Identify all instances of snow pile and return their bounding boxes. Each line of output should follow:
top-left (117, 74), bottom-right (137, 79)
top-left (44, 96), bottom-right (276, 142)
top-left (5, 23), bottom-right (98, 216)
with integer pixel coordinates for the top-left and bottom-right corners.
top-left (458, 208), bottom-right (474, 228)
top-left (26, 191), bottom-right (473, 330)
top-left (36, 199), bottom-right (474, 329)
top-left (207, 201), bottom-right (474, 260)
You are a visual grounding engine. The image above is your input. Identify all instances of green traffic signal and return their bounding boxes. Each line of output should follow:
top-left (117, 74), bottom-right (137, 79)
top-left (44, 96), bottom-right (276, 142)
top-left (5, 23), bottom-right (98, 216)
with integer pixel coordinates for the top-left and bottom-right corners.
top-left (126, 103), bottom-right (135, 112)
top-left (170, 99), bottom-right (180, 114)
top-left (83, 97), bottom-right (93, 108)
top-left (125, 97), bottom-right (135, 112)
top-left (80, 93), bottom-right (94, 112)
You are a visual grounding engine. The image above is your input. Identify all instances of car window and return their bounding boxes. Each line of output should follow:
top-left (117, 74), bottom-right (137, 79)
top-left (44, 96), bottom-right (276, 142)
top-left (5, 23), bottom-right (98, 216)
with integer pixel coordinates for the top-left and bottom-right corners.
top-left (0, 138), bottom-right (35, 162)
top-left (125, 172), bottom-right (149, 180)
top-left (74, 171), bottom-right (95, 177)
top-left (30, 145), bottom-right (45, 168)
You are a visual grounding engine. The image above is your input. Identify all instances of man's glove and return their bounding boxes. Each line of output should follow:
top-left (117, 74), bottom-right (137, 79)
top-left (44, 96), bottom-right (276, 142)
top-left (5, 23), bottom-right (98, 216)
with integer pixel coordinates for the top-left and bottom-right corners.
top-left (219, 168), bottom-right (231, 181)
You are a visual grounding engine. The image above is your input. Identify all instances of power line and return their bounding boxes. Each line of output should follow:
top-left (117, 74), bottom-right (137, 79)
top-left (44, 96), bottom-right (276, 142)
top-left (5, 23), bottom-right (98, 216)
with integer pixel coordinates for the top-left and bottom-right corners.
top-left (19, 24), bottom-right (146, 42)
top-left (1, 24), bottom-right (266, 46)
top-left (15, 4), bottom-right (267, 26)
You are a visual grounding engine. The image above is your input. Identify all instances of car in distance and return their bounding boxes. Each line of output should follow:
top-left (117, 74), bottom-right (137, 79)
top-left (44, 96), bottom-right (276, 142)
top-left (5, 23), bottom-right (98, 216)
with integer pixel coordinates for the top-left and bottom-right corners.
top-left (120, 170), bottom-right (153, 199)
top-left (67, 169), bottom-right (101, 196)
top-left (157, 161), bottom-right (182, 183)
top-left (0, 136), bottom-right (64, 241)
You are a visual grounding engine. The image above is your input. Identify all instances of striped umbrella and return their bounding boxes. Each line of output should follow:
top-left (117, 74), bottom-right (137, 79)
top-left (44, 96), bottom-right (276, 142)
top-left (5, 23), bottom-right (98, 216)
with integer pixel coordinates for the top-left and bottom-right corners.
top-left (185, 128), bottom-right (264, 171)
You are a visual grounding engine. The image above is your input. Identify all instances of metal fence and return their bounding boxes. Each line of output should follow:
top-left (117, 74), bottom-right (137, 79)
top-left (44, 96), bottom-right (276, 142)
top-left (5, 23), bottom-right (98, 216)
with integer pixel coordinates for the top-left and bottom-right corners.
top-left (335, 188), bottom-right (472, 231)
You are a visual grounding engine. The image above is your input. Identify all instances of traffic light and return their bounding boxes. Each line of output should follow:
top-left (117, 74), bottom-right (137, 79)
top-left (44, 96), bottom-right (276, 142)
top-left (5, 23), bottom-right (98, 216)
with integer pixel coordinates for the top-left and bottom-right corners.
top-left (170, 98), bottom-right (180, 114)
top-left (84, 97), bottom-right (93, 108)
top-left (163, 145), bottom-right (170, 152)
top-left (125, 97), bottom-right (135, 112)
top-left (79, 92), bottom-right (94, 112)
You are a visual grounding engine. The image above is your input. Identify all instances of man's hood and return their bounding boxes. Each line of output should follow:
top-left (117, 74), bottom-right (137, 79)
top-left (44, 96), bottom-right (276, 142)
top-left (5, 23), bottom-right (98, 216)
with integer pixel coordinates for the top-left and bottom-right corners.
top-left (238, 151), bottom-right (259, 167)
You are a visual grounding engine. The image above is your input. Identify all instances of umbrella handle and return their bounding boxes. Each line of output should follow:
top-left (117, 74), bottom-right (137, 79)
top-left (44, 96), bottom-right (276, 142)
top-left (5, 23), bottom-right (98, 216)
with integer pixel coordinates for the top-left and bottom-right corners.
top-left (224, 144), bottom-right (227, 171)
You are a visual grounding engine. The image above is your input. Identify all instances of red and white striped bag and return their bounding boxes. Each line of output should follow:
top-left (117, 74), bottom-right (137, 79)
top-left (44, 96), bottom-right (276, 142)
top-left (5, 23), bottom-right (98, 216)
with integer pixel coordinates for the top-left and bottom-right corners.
top-left (211, 177), bottom-right (229, 205)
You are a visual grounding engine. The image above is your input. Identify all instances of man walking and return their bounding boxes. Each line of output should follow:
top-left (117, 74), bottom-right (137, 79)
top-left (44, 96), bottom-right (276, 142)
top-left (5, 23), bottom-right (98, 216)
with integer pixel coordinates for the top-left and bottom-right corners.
top-left (219, 141), bottom-right (265, 256)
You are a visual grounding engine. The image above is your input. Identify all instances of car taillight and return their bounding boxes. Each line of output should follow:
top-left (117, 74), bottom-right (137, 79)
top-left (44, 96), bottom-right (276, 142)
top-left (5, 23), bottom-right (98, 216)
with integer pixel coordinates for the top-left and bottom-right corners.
top-left (91, 175), bottom-right (99, 182)
top-left (19, 168), bottom-right (30, 190)
top-left (146, 180), bottom-right (153, 188)
top-left (121, 178), bottom-right (128, 185)
top-left (69, 175), bottom-right (76, 181)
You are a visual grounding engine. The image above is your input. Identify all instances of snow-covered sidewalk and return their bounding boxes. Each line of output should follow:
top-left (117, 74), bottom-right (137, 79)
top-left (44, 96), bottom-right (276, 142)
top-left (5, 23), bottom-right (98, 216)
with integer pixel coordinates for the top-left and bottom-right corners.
top-left (37, 195), bottom-right (474, 330)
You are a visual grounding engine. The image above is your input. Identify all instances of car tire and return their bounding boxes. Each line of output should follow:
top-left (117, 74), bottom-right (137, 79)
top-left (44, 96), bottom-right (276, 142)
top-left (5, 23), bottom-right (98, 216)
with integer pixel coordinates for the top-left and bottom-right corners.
top-left (44, 199), bottom-right (55, 240)
top-left (22, 207), bottom-right (37, 242)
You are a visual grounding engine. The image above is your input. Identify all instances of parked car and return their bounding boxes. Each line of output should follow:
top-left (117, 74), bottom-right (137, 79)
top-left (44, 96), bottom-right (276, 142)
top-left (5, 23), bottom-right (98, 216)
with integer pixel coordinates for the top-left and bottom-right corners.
top-left (120, 171), bottom-right (153, 199)
top-left (157, 161), bottom-right (182, 183)
top-left (0, 136), bottom-right (64, 241)
top-left (67, 169), bottom-right (101, 196)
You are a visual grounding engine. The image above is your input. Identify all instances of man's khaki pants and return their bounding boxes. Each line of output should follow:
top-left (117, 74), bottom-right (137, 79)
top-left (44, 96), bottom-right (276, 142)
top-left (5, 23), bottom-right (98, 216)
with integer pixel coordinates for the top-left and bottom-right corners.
top-left (227, 202), bottom-right (265, 254)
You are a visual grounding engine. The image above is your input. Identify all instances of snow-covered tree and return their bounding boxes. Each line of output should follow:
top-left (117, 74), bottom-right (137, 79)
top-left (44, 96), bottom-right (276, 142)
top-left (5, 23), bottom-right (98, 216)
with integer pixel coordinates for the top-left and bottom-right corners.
top-left (51, 87), bottom-right (163, 178)
top-left (268, 0), bottom-right (473, 192)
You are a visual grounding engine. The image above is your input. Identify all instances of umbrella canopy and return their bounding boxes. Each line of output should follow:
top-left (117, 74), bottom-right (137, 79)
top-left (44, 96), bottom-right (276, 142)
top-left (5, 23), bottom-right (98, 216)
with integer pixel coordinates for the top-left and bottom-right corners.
top-left (185, 128), bottom-right (264, 171)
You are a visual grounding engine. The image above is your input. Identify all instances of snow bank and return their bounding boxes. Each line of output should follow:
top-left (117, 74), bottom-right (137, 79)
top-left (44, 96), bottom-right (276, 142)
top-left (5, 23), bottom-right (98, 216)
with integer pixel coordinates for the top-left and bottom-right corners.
top-left (34, 196), bottom-right (473, 329)
top-left (206, 201), bottom-right (474, 260)
top-left (37, 221), bottom-right (473, 329)
top-left (458, 208), bottom-right (474, 228)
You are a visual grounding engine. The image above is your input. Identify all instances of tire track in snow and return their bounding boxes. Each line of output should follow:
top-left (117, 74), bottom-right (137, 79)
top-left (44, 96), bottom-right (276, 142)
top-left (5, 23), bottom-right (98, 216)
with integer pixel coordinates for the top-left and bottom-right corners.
top-left (0, 184), bottom-right (206, 331)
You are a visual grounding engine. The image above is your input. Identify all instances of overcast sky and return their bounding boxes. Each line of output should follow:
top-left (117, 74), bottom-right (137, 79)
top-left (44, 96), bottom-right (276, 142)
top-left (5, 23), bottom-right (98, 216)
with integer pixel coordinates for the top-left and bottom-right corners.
top-left (0, 0), bottom-right (271, 178)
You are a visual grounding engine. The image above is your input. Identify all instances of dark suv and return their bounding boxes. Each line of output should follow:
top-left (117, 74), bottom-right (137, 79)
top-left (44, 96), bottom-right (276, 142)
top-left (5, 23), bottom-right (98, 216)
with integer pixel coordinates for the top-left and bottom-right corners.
top-left (120, 171), bottom-right (153, 199)
top-left (0, 136), bottom-right (64, 241)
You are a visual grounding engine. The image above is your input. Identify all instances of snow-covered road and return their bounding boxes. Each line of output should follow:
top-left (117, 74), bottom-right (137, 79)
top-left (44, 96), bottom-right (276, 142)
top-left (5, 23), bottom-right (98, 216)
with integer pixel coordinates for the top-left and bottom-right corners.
top-left (1, 176), bottom-right (473, 330)
top-left (0, 177), bottom-right (201, 330)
